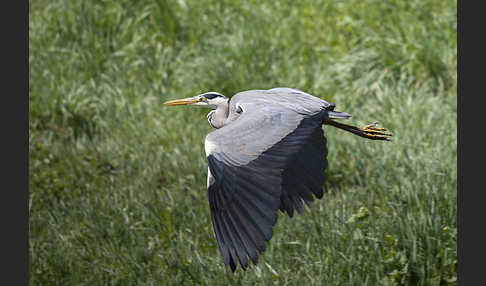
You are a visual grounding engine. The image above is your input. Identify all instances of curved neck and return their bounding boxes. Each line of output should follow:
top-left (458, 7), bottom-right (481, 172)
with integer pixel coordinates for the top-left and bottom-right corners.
top-left (208, 99), bottom-right (230, 129)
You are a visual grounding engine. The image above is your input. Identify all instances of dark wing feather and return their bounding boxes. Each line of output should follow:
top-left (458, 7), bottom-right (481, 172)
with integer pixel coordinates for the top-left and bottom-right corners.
top-left (279, 117), bottom-right (328, 217)
top-left (205, 96), bottom-right (330, 272)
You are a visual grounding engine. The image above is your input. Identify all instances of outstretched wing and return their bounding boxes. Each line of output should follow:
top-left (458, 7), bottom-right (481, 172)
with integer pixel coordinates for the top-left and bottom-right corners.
top-left (205, 93), bottom-right (329, 272)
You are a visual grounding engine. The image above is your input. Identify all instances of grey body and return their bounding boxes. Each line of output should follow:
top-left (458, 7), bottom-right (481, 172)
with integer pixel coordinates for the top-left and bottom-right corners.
top-left (203, 88), bottom-right (348, 271)
top-left (205, 88), bottom-right (342, 165)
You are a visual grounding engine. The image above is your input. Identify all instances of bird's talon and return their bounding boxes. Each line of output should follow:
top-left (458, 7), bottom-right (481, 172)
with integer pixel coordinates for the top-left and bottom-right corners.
top-left (362, 122), bottom-right (378, 130)
top-left (370, 127), bottom-right (387, 131)
top-left (359, 122), bottom-right (393, 140)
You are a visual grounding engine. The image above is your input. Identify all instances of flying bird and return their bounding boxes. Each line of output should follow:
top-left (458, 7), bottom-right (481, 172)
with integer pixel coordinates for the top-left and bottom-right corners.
top-left (164, 87), bottom-right (391, 272)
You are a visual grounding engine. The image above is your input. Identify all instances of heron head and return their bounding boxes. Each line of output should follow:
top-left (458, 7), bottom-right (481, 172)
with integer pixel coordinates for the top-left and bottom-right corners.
top-left (163, 92), bottom-right (227, 109)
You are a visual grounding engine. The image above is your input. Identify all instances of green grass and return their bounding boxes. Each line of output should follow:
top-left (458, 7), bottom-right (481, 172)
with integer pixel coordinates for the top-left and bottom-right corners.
top-left (29, 0), bottom-right (457, 285)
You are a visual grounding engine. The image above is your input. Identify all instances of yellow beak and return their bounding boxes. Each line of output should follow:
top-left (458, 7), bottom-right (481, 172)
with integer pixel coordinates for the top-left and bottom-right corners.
top-left (163, 96), bottom-right (203, 106)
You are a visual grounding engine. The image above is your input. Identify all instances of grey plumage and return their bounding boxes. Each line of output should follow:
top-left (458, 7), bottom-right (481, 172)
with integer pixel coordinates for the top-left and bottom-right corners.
top-left (204, 89), bottom-right (333, 271)
top-left (163, 87), bottom-right (392, 272)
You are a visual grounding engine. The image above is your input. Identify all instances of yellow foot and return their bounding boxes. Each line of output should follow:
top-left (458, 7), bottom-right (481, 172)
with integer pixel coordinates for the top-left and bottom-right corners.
top-left (360, 122), bottom-right (393, 141)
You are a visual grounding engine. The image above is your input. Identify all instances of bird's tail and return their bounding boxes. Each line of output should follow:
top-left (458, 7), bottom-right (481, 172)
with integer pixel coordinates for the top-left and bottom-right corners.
top-left (326, 110), bottom-right (351, 119)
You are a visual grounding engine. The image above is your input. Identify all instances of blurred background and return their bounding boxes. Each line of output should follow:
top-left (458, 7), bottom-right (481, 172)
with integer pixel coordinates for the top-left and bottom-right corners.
top-left (29, 0), bottom-right (456, 284)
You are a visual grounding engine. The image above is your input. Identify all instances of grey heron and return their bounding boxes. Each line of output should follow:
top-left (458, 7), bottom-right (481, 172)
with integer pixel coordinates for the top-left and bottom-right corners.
top-left (164, 87), bottom-right (391, 272)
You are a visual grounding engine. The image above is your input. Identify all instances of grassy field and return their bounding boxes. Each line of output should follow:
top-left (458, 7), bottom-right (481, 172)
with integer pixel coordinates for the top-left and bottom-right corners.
top-left (29, 0), bottom-right (457, 285)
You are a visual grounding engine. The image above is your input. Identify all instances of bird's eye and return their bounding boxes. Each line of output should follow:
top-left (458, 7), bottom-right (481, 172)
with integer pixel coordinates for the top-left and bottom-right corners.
top-left (236, 106), bottom-right (243, 114)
